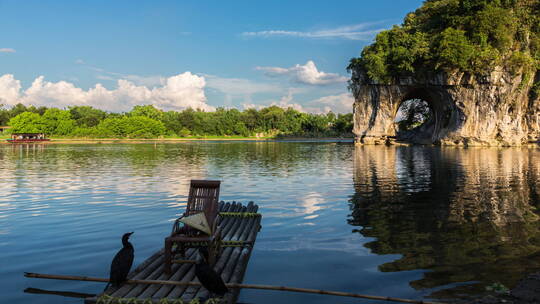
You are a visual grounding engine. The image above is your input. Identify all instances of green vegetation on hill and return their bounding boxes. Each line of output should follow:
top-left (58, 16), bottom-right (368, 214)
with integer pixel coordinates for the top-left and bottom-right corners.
top-left (348, 0), bottom-right (540, 83)
top-left (0, 104), bottom-right (353, 138)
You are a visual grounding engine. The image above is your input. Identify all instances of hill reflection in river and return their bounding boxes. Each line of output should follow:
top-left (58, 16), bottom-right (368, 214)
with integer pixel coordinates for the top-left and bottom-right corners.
top-left (349, 146), bottom-right (540, 300)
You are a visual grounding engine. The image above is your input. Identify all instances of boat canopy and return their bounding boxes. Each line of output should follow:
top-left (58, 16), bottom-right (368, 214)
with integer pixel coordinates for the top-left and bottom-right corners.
top-left (10, 133), bottom-right (47, 140)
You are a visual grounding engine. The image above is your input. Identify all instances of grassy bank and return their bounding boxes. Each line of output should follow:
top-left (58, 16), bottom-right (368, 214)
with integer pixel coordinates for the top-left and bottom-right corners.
top-left (0, 134), bottom-right (354, 144)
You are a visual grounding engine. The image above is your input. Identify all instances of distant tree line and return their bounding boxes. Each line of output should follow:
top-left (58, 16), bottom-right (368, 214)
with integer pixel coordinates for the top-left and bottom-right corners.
top-left (0, 103), bottom-right (353, 138)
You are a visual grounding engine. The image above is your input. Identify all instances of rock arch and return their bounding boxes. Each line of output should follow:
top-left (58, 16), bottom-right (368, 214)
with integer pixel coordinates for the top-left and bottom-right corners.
top-left (349, 69), bottom-right (540, 146)
top-left (393, 88), bottom-right (461, 144)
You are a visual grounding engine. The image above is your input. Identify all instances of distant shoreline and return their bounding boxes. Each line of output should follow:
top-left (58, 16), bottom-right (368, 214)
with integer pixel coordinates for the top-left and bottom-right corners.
top-left (0, 136), bottom-right (354, 144)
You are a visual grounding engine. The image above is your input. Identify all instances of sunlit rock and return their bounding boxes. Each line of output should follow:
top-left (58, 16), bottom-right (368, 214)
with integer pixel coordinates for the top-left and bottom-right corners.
top-left (349, 68), bottom-right (540, 146)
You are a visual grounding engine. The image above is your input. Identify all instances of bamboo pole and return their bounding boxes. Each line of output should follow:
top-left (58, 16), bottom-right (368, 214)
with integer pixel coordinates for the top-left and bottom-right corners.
top-left (24, 287), bottom-right (95, 298)
top-left (24, 272), bottom-right (443, 304)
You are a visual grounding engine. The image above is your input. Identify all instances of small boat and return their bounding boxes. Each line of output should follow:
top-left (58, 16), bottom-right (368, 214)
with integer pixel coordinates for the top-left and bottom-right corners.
top-left (7, 133), bottom-right (51, 143)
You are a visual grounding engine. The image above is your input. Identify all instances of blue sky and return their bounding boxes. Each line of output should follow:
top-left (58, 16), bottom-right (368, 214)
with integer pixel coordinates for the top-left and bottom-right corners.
top-left (0, 0), bottom-right (424, 113)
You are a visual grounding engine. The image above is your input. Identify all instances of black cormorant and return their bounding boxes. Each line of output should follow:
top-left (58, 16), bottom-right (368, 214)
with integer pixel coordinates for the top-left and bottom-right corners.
top-left (105, 232), bottom-right (134, 290)
top-left (195, 247), bottom-right (228, 297)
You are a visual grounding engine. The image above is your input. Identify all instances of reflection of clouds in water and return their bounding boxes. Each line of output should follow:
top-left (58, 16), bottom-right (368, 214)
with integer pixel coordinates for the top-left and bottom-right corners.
top-left (0, 146), bottom-right (209, 224)
top-left (162, 169), bottom-right (206, 197)
top-left (0, 169), bottom-right (16, 202)
top-left (0, 202), bottom-right (13, 234)
top-left (259, 234), bottom-right (372, 256)
top-left (266, 191), bottom-right (325, 221)
top-left (4, 153), bottom-right (205, 196)
top-left (298, 192), bottom-right (323, 217)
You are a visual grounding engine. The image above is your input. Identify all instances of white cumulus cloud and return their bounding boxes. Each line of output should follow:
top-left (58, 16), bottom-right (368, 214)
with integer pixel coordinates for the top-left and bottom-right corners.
top-left (243, 91), bottom-right (354, 114)
top-left (256, 61), bottom-right (348, 85)
top-left (0, 73), bottom-right (213, 112)
top-left (0, 48), bottom-right (16, 53)
top-left (242, 92), bottom-right (307, 112)
top-left (270, 90), bottom-right (305, 112)
top-left (311, 93), bottom-right (354, 114)
top-left (204, 74), bottom-right (282, 95)
top-left (242, 22), bottom-right (385, 41)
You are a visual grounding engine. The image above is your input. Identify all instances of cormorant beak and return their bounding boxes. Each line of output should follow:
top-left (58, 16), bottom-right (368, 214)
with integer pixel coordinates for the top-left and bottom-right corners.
top-left (123, 232), bottom-right (134, 240)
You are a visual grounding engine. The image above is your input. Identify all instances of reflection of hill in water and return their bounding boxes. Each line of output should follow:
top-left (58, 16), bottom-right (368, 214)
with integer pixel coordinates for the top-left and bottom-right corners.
top-left (349, 146), bottom-right (540, 300)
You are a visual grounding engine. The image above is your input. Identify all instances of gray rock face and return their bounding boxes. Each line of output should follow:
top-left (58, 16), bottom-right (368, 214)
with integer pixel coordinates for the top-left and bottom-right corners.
top-left (349, 68), bottom-right (540, 146)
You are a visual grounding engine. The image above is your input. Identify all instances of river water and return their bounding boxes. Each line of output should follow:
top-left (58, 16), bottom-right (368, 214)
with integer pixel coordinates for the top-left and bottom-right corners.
top-left (1, 142), bottom-right (539, 303)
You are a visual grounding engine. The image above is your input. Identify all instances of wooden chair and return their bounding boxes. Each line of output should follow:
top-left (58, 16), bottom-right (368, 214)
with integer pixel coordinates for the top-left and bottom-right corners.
top-left (164, 180), bottom-right (222, 274)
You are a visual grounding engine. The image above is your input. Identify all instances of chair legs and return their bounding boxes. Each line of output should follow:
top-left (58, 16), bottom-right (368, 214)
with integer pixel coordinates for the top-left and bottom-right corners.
top-left (179, 244), bottom-right (185, 259)
top-left (164, 237), bottom-right (172, 274)
top-left (164, 237), bottom-right (221, 274)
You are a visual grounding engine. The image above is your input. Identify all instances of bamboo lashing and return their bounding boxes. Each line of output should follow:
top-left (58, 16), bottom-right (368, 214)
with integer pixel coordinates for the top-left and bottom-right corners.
top-left (25, 272), bottom-right (444, 304)
top-left (219, 212), bottom-right (261, 218)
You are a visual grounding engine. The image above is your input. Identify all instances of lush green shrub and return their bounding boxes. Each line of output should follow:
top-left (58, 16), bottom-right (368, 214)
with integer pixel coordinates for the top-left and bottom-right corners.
top-left (530, 80), bottom-right (540, 100)
top-left (436, 27), bottom-right (475, 71)
top-left (122, 116), bottom-right (166, 138)
top-left (508, 51), bottom-right (535, 75)
top-left (69, 106), bottom-right (107, 127)
top-left (178, 127), bottom-right (191, 137)
top-left (9, 112), bottom-right (45, 133)
top-left (97, 117), bottom-right (126, 137)
top-left (129, 105), bottom-right (164, 121)
top-left (350, 0), bottom-right (540, 81)
top-left (96, 116), bottom-right (166, 138)
top-left (41, 108), bottom-right (76, 135)
top-left (70, 126), bottom-right (99, 137)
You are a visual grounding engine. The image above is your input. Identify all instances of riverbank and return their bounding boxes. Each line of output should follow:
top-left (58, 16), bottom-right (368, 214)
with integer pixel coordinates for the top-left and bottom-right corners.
top-left (467, 272), bottom-right (540, 304)
top-left (0, 135), bottom-right (354, 144)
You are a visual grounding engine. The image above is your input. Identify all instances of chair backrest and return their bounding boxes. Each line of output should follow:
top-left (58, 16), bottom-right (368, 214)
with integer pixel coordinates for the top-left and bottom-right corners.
top-left (185, 180), bottom-right (221, 228)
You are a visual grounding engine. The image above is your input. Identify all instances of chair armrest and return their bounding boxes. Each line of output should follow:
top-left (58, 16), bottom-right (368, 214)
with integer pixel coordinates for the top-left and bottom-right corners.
top-left (171, 214), bottom-right (186, 236)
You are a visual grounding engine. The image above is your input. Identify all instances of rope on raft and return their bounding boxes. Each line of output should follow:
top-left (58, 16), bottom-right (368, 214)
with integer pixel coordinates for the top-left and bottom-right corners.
top-left (176, 240), bottom-right (253, 248)
top-left (96, 295), bottom-right (221, 304)
top-left (218, 212), bottom-right (261, 218)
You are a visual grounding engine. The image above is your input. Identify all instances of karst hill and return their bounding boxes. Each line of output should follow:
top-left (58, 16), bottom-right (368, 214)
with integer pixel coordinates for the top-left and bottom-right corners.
top-left (348, 0), bottom-right (540, 146)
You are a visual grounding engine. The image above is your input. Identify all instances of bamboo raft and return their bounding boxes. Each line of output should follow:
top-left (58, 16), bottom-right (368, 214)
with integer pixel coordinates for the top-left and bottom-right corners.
top-left (26, 198), bottom-right (443, 304)
top-left (85, 201), bottom-right (262, 304)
